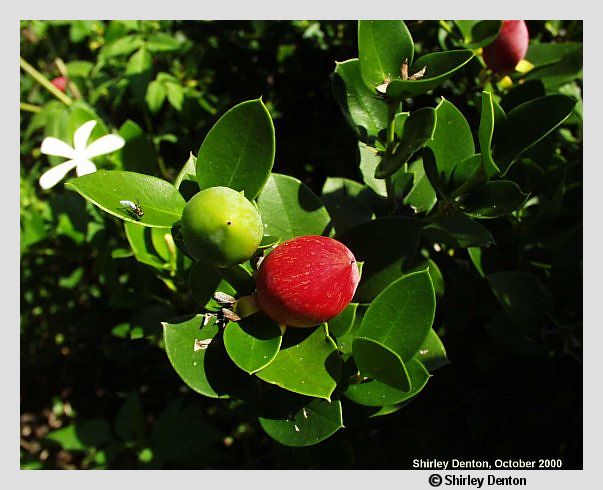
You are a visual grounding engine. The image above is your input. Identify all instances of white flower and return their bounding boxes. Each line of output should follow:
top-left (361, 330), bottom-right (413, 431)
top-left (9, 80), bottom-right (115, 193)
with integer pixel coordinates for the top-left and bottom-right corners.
top-left (38, 120), bottom-right (125, 190)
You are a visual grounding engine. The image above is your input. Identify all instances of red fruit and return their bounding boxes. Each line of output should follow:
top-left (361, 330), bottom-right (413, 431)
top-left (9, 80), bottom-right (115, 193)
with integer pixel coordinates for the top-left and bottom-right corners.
top-left (51, 76), bottom-right (68, 93)
top-left (254, 235), bottom-right (360, 328)
top-left (482, 20), bottom-right (529, 73)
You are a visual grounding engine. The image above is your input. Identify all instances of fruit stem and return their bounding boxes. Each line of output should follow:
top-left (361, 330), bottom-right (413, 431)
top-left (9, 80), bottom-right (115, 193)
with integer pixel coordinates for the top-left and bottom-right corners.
top-left (20, 56), bottom-right (73, 106)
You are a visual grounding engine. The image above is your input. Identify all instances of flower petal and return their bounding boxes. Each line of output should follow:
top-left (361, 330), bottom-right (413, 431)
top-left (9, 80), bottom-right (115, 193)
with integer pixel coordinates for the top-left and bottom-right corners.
top-left (75, 160), bottom-right (97, 176)
top-left (84, 134), bottom-right (126, 159)
top-left (73, 120), bottom-right (97, 153)
top-left (40, 137), bottom-right (76, 159)
top-left (38, 160), bottom-right (78, 190)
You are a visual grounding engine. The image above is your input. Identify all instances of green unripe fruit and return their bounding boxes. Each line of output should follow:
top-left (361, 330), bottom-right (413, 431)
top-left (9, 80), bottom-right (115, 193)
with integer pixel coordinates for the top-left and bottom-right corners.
top-left (181, 186), bottom-right (263, 268)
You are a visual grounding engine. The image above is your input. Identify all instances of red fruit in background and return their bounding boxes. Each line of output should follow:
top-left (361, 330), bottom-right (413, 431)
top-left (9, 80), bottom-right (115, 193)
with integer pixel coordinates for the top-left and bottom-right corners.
top-left (51, 76), bottom-right (68, 93)
top-left (255, 235), bottom-right (360, 328)
top-left (482, 20), bottom-right (529, 73)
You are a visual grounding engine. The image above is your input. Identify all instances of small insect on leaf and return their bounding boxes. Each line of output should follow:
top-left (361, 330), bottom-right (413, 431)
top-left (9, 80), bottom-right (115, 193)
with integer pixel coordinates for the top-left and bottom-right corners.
top-left (119, 200), bottom-right (144, 220)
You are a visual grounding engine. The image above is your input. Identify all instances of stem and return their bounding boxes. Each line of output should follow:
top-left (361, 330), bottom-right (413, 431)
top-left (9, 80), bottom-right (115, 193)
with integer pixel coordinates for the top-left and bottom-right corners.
top-left (20, 102), bottom-right (41, 113)
top-left (20, 57), bottom-right (72, 106)
top-left (55, 58), bottom-right (82, 100)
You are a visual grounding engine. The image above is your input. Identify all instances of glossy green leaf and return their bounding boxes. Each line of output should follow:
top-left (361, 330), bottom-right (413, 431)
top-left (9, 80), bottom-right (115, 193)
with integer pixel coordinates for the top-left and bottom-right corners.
top-left (478, 91), bottom-right (500, 177)
top-left (426, 98), bottom-right (475, 183)
top-left (500, 80), bottom-right (545, 113)
top-left (385, 50), bottom-right (474, 99)
top-left (328, 303), bottom-right (358, 338)
top-left (66, 170), bottom-right (186, 227)
top-left (375, 108), bottom-right (436, 179)
top-left (162, 314), bottom-right (251, 398)
top-left (332, 58), bottom-right (388, 140)
top-left (124, 222), bottom-right (171, 269)
top-left (256, 326), bottom-right (342, 400)
top-left (335, 304), bottom-right (368, 356)
top-left (424, 214), bottom-right (495, 248)
top-left (196, 98), bottom-right (275, 199)
top-left (352, 337), bottom-right (411, 391)
top-left (403, 158), bottom-right (437, 213)
top-left (493, 95), bottom-right (576, 174)
top-left (258, 388), bottom-right (343, 447)
top-left (358, 20), bottom-right (414, 88)
top-left (256, 173), bottom-right (331, 240)
top-left (174, 152), bottom-right (197, 190)
top-left (468, 247), bottom-right (485, 277)
top-left (357, 270), bottom-right (435, 361)
top-left (321, 177), bottom-right (374, 235)
top-left (450, 154), bottom-right (482, 191)
top-left (460, 181), bottom-right (529, 219)
top-left (414, 329), bottom-right (449, 372)
top-left (223, 315), bottom-right (283, 374)
top-left (339, 216), bottom-right (421, 302)
top-left (455, 20), bottom-right (502, 49)
top-left (358, 142), bottom-right (387, 197)
top-left (487, 271), bottom-right (553, 329)
top-left (343, 358), bottom-right (430, 407)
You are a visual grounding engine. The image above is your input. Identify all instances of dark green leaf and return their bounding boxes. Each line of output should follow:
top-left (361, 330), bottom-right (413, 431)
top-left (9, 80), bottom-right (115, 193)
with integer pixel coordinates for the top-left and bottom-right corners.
top-left (386, 50), bottom-right (474, 99)
top-left (257, 173), bottom-right (331, 240)
top-left (321, 177), bottom-right (374, 235)
top-left (358, 20), bottom-right (414, 88)
top-left (126, 47), bottom-right (152, 100)
top-left (328, 303), bottom-right (358, 338)
top-left (339, 216), bottom-right (421, 302)
top-left (478, 91), bottom-right (500, 177)
top-left (174, 152), bottom-right (197, 190)
top-left (450, 154), bottom-right (482, 191)
top-left (46, 420), bottom-right (115, 451)
top-left (124, 222), bottom-right (171, 269)
top-left (486, 311), bottom-right (551, 358)
top-left (414, 329), bottom-right (449, 372)
top-left (426, 98), bottom-right (475, 183)
top-left (487, 271), bottom-right (553, 329)
top-left (500, 80), bottom-right (545, 113)
top-left (66, 170), bottom-right (186, 227)
top-left (150, 400), bottom-right (223, 465)
top-left (375, 108), bottom-right (436, 178)
top-left (197, 98), bottom-right (275, 199)
top-left (332, 58), bottom-right (388, 140)
top-left (343, 358), bottom-right (430, 407)
top-left (457, 20), bottom-right (502, 49)
top-left (162, 314), bottom-right (252, 398)
top-left (116, 119), bottom-right (158, 174)
top-left (335, 304), bottom-right (368, 356)
top-left (115, 392), bottom-right (145, 443)
top-left (223, 315), bottom-right (283, 374)
top-left (357, 270), bottom-right (435, 361)
top-left (256, 326), bottom-right (342, 400)
top-left (258, 388), bottom-right (343, 447)
top-left (403, 158), bottom-right (437, 213)
top-left (460, 180), bottom-right (529, 218)
top-left (493, 95), bottom-right (576, 174)
top-left (352, 337), bottom-right (411, 391)
top-left (468, 247), bottom-right (485, 277)
top-left (424, 214), bottom-right (494, 248)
